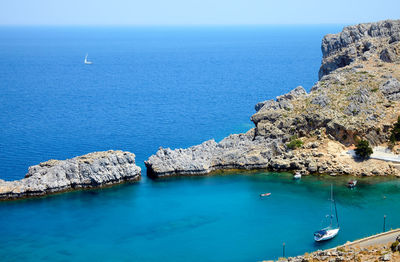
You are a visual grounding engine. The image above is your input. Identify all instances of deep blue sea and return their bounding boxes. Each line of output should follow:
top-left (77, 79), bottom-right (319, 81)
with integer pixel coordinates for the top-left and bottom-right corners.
top-left (3, 26), bottom-right (400, 261)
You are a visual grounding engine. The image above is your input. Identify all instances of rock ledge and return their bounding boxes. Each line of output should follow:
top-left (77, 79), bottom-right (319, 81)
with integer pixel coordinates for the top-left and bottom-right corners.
top-left (0, 150), bottom-right (141, 200)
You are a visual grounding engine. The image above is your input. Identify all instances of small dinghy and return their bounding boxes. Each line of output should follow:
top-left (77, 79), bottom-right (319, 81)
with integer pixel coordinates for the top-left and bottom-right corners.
top-left (294, 172), bottom-right (302, 180)
top-left (260, 193), bottom-right (271, 197)
top-left (347, 180), bottom-right (357, 188)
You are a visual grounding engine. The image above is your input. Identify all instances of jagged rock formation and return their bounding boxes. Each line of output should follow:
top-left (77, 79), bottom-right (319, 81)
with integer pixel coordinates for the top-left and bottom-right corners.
top-left (319, 19), bottom-right (400, 79)
top-left (0, 151), bottom-right (141, 200)
top-left (146, 19), bottom-right (400, 178)
top-left (146, 129), bottom-right (280, 177)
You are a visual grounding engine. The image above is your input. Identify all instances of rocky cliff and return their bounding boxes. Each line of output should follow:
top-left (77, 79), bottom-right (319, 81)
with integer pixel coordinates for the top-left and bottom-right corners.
top-left (145, 19), bottom-right (400, 178)
top-left (0, 150), bottom-right (141, 200)
top-left (319, 19), bottom-right (400, 79)
top-left (146, 130), bottom-right (280, 177)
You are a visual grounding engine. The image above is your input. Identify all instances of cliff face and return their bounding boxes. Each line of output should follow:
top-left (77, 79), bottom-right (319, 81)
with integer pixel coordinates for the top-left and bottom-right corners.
top-left (0, 150), bottom-right (141, 200)
top-left (145, 19), bottom-right (400, 178)
top-left (319, 19), bottom-right (400, 79)
top-left (145, 130), bottom-right (280, 177)
top-left (253, 20), bottom-right (400, 147)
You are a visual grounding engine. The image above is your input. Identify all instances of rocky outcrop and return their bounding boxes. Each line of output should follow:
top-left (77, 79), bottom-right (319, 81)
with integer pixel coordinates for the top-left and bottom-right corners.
top-left (145, 129), bottom-right (280, 177)
top-left (319, 20), bottom-right (400, 79)
top-left (381, 77), bottom-right (400, 100)
top-left (146, 19), bottom-right (400, 178)
top-left (255, 86), bottom-right (306, 112)
top-left (0, 150), bottom-right (141, 200)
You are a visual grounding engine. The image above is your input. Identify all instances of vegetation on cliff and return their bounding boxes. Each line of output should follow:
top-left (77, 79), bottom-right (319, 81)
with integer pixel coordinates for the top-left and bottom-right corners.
top-left (286, 135), bottom-right (304, 150)
top-left (355, 139), bottom-right (373, 159)
top-left (390, 116), bottom-right (400, 143)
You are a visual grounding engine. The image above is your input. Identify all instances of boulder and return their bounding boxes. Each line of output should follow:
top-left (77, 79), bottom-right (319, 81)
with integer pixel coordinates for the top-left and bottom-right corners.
top-left (380, 47), bottom-right (398, 62)
top-left (380, 78), bottom-right (400, 100)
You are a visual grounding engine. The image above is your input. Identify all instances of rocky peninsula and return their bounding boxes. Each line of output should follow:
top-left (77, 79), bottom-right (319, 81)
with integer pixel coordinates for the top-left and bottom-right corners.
top-left (0, 150), bottom-right (141, 200)
top-left (145, 19), bottom-right (400, 178)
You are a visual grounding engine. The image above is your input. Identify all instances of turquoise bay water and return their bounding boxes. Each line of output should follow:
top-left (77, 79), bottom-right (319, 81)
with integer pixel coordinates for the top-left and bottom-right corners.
top-left (3, 26), bottom-right (399, 261)
top-left (2, 173), bottom-right (400, 261)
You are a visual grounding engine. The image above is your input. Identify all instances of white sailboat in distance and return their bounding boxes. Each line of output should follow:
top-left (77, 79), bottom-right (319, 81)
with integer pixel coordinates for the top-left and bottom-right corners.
top-left (84, 54), bottom-right (93, 65)
top-left (314, 184), bottom-right (340, 241)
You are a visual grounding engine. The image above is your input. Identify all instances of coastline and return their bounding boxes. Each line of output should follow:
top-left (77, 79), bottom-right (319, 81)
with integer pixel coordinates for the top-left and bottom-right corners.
top-left (0, 150), bottom-right (141, 200)
top-left (145, 19), bottom-right (400, 179)
top-left (1, 19), bottom-right (400, 201)
top-left (271, 228), bottom-right (400, 262)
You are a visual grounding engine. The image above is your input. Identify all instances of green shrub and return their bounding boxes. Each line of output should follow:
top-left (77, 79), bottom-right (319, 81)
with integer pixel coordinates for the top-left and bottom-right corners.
top-left (391, 240), bottom-right (399, 252)
top-left (286, 138), bottom-right (303, 150)
top-left (354, 139), bottom-right (373, 159)
top-left (390, 116), bottom-right (400, 143)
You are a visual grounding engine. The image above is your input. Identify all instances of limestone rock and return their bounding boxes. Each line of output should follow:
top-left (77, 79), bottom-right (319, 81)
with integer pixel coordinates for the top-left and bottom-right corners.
top-left (145, 129), bottom-right (278, 177)
top-left (380, 78), bottom-right (400, 100)
top-left (145, 19), bottom-right (400, 178)
top-left (254, 86), bottom-right (306, 112)
top-left (255, 99), bottom-right (279, 112)
top-left (380, 253), bottom-right (391, 261)
top-left (319, 20), bottom-right (400, 79)
top-left (380, 46), bottom-right (398, 62)
top-left (0, 151), bottom-right (141, 200)
top-left (276, 86), bottom-right (307, 102)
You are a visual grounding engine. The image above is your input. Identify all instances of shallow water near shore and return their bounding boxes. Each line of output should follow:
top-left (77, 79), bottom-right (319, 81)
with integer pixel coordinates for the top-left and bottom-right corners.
top-left (1, 173), bottom-right (400, 261)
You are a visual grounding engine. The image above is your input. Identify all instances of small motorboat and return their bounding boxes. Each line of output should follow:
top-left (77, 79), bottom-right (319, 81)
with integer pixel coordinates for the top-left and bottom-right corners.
top-left (347, 180), bottom-right (357, 188)
top-left (260, 193), bottom-right (271, 197)
top-left (294, 172), bottom-right (302, 180)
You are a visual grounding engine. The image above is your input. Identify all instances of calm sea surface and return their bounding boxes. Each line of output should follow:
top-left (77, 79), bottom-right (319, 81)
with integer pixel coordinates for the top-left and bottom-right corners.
top-left (3, 26), bottom-right (400, 261)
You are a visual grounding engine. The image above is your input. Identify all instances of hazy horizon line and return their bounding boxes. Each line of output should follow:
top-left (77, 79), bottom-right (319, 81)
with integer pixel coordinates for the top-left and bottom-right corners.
top-left (0, 23), bottom-right (349, 27)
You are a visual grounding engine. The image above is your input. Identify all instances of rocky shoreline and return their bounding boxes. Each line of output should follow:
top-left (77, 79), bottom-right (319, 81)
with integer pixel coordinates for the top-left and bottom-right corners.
top-left (0, 150), bottom-right (141, 200)
top-left (270, 229), bottom-right (400, 262)
top-left (2, 19), bottom-right (400, 200)
top-left (146, 19), bottom-right (400, 178)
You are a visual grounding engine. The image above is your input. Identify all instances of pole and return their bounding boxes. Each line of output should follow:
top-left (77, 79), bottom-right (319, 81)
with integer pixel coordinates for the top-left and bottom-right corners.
top-left (283, 242), bottom-right (285, 258)
top-left (383, 215), bottom-right (386, 232)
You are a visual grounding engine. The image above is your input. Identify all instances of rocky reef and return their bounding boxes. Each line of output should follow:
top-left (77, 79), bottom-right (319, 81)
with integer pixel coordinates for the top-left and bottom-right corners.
top-left (0, 150), bottom-right (141, 200)
top-left (146, 19), bottom-right (400, 178)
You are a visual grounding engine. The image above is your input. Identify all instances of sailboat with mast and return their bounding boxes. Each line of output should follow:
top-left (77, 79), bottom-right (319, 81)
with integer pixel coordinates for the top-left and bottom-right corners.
top-left (84, 54), bottom-right (92, 65)
top-left (314, 185), bottom-right (340, 242)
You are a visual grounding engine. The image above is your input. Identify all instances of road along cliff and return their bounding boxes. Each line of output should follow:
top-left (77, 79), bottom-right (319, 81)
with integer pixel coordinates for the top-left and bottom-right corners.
top-left (145, 19), bottom-right (400, 178)
top-left (0, 150), bottom-right (141, 200)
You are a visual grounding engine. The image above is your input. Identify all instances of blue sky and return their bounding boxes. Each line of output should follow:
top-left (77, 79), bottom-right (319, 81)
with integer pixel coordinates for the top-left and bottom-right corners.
top-left (0, 0), bottom-right (399, 25)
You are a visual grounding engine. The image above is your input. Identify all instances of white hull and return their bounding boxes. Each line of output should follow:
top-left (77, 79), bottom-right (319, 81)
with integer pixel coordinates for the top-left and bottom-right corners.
top-left (314, 228), bottom-right (340, 242)
top-left (84, 54), bottom-right (92, 65)
top-left (294, 174), bottom-right (301, 180)
top-left (348, 180), bottom-right (357, 188)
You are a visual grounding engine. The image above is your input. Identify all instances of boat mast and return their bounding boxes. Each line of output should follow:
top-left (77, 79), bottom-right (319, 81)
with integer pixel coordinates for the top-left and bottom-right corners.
top-left (330, 184), bottom-right (333, 227)
top-left (334, 196), bottom-right (339, 227)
